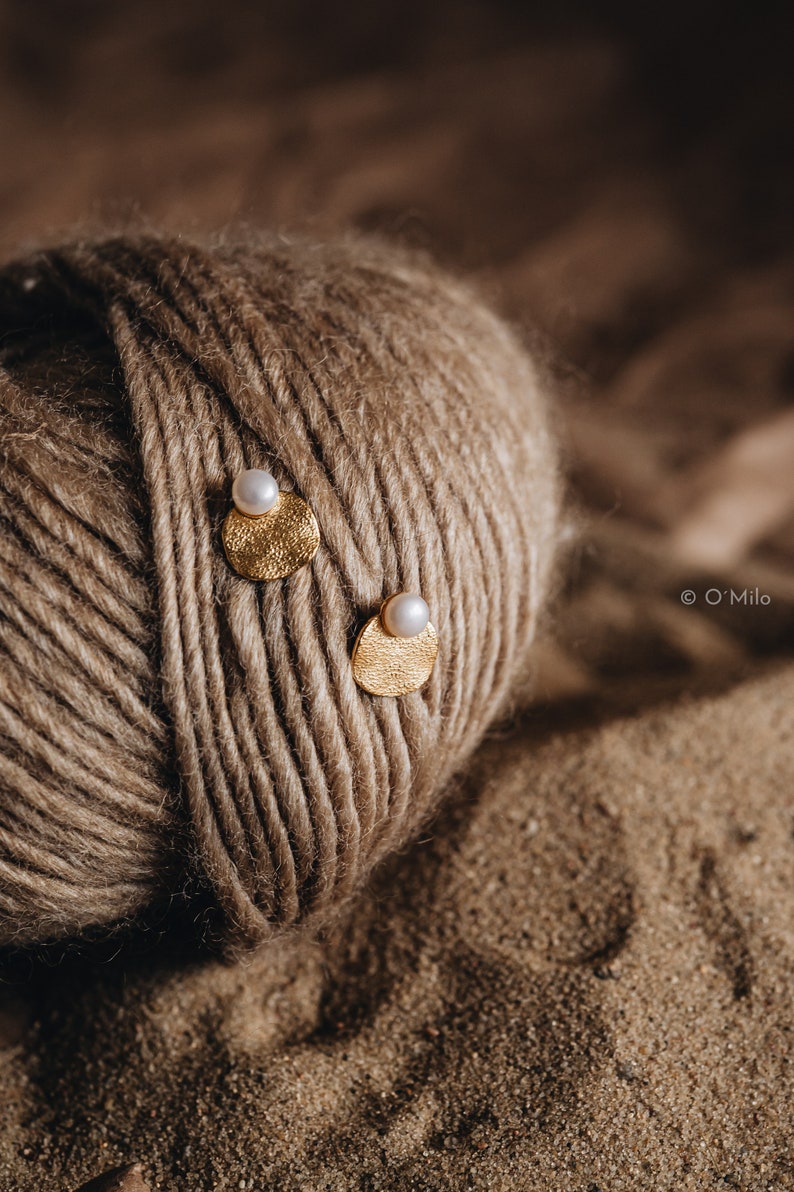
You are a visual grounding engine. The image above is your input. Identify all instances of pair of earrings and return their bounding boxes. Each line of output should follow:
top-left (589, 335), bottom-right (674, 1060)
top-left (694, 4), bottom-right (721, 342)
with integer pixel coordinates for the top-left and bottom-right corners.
top-left (221, 469), bottom-right (438, 697)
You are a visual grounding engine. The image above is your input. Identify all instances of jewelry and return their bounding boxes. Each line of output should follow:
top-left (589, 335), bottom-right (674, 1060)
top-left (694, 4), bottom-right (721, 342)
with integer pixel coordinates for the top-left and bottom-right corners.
top-left (222, 468), bottom-right (320, 580)
top-left (351, 593), bottom-right (438, 696)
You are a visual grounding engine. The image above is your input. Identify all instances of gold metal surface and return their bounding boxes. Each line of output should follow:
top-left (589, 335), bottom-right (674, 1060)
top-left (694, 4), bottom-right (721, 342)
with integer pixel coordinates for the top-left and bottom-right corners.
top-left (222, 493), bottom-right (320, 580)
top-left (351, 612), bottom-right (438, 696)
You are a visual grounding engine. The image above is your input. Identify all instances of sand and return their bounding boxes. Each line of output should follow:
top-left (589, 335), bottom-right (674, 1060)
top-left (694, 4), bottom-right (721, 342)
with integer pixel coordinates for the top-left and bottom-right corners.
top-left (1, 668), bottom-right (792, 1189)
top-left (0, 3), bottom-right (793, 1188)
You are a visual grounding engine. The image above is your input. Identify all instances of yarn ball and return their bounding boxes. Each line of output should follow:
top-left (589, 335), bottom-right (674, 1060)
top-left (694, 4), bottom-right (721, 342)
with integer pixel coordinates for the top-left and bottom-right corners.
top-left (0, 233), bottom-right (560, 950)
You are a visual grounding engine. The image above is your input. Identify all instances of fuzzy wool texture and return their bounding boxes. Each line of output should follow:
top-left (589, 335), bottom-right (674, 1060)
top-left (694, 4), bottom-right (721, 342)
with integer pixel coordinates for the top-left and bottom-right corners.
top-left (0, 234), bottom-right (560, 949)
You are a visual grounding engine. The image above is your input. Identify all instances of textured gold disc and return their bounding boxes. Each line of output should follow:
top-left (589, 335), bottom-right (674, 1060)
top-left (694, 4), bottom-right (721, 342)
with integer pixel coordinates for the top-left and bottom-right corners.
top-left (351, 614), bottom-right (439, 696)
top-left (221, 493), bottom-right (320, 580)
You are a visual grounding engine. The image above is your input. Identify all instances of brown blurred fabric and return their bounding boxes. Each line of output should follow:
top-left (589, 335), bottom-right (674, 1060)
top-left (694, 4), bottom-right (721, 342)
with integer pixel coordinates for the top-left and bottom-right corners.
top-left (0, 2), bottom-right (793, 1189)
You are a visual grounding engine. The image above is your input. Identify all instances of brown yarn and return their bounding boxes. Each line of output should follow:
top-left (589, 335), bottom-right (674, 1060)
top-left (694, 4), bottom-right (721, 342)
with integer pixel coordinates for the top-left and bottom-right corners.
top-left (0, 232), bottom-right (559, 949)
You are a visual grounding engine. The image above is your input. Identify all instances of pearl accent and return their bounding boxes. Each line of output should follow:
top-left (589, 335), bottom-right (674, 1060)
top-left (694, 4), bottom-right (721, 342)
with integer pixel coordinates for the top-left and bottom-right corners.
top-left (232, 469), bottom-right (279, 517)
top-left (381, 592), bottom-right (430, 638)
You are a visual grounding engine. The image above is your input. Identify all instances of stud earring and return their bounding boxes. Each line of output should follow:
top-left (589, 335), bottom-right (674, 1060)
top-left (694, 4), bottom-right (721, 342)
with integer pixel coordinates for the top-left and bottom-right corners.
top-left (222, 468), bottom-right (320, 580)
top-left (352, 593), bottom-right (439, 696)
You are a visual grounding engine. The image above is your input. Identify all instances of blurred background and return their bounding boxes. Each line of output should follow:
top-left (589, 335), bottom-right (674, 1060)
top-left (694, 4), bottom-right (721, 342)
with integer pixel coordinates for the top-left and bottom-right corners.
top-left (1, 0), bottom-right (793, 712)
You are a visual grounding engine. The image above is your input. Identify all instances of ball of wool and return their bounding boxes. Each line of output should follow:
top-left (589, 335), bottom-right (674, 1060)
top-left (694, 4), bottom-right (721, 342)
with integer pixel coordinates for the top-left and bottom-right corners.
top-left (0, 233), bottom-right (560, 950)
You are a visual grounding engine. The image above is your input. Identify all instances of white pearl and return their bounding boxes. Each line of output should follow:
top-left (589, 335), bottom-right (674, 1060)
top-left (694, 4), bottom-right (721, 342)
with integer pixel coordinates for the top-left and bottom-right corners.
top-left (232, 469), bottom-right (279, 517)
top-left (381, 592), bottom-right (430, 638)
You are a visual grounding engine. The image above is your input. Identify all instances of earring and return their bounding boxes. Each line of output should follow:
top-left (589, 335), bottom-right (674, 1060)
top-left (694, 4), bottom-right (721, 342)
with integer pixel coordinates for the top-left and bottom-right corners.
top-left (222, 468), bottom-right (320, 580)
top-left (352, 593), bottom-right (438, 696)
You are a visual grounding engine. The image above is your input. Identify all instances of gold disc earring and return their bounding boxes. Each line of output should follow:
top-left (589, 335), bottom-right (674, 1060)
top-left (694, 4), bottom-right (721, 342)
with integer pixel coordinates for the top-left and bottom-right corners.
top-left (352, 593), bottom-right (439, 696)
top-left (222, 468), bottom-right (320, 580)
